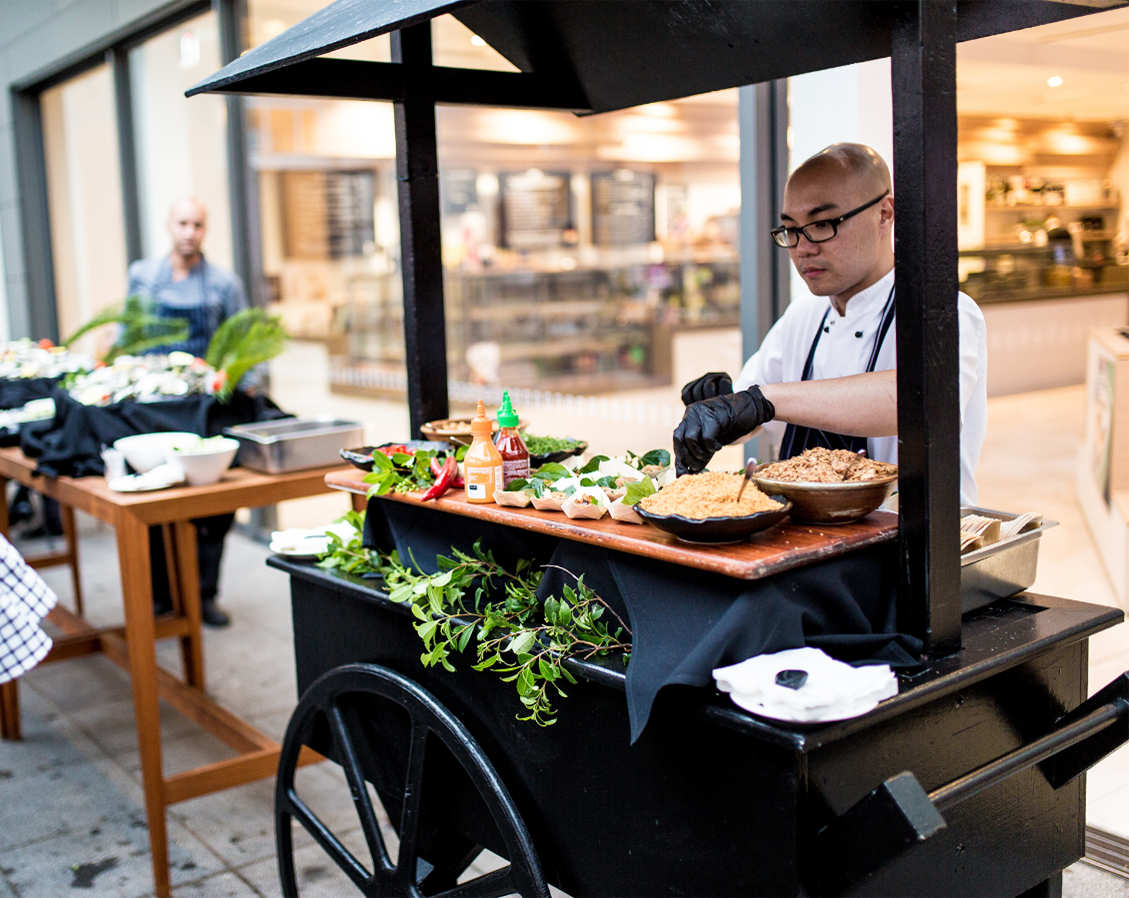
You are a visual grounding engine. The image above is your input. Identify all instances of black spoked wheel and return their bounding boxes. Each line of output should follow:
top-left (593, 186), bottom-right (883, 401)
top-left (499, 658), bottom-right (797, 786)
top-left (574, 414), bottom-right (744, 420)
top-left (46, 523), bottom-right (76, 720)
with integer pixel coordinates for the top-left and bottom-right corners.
top-left (275, 663), bottom-right (549, 898)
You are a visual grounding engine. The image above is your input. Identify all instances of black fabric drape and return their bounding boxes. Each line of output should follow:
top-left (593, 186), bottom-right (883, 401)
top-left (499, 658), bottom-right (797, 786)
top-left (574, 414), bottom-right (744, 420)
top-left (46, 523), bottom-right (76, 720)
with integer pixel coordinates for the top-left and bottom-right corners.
top-left (0, 377), bottom-right (59, 410)
top-left (20, 388), bottom-right (291, 478)
top-left (362, 500), bottom-right (919, 742)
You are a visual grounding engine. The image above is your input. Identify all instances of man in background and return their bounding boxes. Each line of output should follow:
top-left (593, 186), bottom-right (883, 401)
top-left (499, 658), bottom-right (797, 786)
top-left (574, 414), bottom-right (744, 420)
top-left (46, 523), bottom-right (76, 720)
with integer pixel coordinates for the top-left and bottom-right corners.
top-left (128, 197), bottom-right (246, 627)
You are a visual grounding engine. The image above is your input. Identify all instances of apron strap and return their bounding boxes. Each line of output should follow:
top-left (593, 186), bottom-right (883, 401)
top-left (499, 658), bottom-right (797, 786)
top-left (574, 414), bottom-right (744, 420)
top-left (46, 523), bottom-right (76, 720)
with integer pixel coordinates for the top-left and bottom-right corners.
top-left (779, 284), bottom-right (896, 461)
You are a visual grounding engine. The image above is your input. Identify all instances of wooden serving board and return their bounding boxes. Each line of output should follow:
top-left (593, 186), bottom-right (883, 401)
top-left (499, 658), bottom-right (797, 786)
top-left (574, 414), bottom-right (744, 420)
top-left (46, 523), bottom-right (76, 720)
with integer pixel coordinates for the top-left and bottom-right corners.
top-left (325, 468), bottom-right (898, 581)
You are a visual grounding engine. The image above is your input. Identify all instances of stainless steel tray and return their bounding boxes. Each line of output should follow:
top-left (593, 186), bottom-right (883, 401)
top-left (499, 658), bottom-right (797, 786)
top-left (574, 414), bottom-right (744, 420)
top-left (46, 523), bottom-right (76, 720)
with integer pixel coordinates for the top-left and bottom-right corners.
top-left (961, 505), bottom-right (1058, 614)
top-left (225, 417), bottom-right (364, 473)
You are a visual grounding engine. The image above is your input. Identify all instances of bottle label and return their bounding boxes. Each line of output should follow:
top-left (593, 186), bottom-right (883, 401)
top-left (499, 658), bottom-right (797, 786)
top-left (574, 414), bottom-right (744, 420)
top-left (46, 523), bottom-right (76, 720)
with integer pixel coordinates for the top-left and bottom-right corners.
top-left (502, 457), bottom-right (530, 484)
top-left (466, 465), bottom-right (502, 500)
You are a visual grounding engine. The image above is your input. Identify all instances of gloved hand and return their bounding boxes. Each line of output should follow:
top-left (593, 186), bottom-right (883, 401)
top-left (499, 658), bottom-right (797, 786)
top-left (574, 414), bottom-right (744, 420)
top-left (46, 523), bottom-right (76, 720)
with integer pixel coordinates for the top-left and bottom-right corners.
top-left (681, 371), bottom-right (733, 405)
top-left (674, 386), bottom-right (776, 476)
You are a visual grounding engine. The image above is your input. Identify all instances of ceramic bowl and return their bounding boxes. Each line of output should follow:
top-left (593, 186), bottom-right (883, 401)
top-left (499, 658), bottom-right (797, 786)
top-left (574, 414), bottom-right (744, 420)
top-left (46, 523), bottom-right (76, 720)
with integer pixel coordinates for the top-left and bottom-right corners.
top-left (635, 497), bottom-right (792, 544)
top-left (340, 441), bottom-right (455, 472)
top-left (113, 431), bottom-right (200, 474)
top-left (750, 467), bottom-right (897, 525)
top-left (168, 437), bottom-right (240, 486)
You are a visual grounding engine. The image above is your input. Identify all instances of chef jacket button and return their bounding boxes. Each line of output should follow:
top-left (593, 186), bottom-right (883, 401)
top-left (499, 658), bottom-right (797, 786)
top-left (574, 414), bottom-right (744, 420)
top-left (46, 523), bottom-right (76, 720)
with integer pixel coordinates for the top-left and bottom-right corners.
top-left (855, 331), bottom-right (863, 338)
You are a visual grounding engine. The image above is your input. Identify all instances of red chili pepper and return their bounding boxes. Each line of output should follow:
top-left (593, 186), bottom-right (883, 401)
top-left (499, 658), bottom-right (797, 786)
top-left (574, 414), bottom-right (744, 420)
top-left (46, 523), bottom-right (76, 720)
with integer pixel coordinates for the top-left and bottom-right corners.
top-left (422, 455), bottom-right (458, 501)
top-left (429, 457), bottom-right (444, 478)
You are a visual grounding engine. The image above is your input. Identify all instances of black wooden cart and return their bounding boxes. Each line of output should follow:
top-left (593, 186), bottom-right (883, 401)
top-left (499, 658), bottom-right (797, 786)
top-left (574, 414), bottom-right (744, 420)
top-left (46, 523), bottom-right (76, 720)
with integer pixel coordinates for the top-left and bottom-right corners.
top-left (192, 1), bottom-right (1129, 895)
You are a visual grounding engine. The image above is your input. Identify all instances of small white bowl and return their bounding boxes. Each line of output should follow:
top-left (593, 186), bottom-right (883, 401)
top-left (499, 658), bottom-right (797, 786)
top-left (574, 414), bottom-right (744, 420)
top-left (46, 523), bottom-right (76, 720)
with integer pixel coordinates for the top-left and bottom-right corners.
top-left (113, 432), bottom-right (200, 474)
top-left (168, 437), bottom-right (240, 486)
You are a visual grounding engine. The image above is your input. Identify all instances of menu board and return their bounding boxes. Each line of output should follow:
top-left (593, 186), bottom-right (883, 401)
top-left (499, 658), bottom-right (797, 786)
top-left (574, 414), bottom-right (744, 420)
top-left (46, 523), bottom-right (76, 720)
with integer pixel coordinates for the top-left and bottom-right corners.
top-left (499, 169), bottom-right (571, 251)
top-left (442, 168), bottom-right (479, 216)
top-left (591, 169), bottom-right (656, 246)
top-left (282, 169), bottom-right (375, 259)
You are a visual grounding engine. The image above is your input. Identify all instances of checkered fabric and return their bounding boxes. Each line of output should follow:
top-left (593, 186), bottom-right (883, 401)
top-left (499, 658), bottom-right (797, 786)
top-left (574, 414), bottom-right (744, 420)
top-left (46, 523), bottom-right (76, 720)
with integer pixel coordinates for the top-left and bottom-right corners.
top-left (0, 533), bottom-right (57, 684)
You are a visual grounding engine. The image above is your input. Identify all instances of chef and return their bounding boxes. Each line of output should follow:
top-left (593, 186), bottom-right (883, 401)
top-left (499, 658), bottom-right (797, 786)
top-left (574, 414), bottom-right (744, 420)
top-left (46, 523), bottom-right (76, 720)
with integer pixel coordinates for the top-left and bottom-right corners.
top-left (674, 143), bottom-right (987, 505)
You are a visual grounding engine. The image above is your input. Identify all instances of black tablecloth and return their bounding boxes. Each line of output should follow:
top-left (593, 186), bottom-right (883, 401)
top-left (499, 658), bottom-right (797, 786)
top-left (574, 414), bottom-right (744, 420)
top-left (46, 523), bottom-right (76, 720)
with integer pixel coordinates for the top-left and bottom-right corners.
top-left (0, 377), bottom-right (59, 411)
top-left (363, 500), bottom-right (921, 742)
top-left (19, 388), bottom-right (290, 478)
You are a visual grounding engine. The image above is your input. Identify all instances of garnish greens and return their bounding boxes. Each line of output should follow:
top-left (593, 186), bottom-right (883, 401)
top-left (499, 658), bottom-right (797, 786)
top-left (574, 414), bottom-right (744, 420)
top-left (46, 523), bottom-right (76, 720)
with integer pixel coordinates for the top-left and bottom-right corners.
top-left (524, 434), bottom-right (583, 456)
top-left (316, 516), bottom-right (630, 725)
top-left (363, 448), bottom-right (441, 496)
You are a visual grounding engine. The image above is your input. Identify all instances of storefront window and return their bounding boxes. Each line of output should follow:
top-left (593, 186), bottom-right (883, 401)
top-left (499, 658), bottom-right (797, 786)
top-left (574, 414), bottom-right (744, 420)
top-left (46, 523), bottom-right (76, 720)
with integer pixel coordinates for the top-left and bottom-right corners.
top-left (40, 64), bottom-right (128, 346)
top-left (130, 11), bottom-right (234, 272)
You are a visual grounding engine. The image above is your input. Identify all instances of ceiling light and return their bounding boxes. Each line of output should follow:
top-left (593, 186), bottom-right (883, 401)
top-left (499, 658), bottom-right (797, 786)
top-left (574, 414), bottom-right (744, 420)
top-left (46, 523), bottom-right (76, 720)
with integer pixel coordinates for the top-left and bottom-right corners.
top-left (470, 34), bottom-right (486, 46)
top-left (1047, 76), bottom-right (1063, 87)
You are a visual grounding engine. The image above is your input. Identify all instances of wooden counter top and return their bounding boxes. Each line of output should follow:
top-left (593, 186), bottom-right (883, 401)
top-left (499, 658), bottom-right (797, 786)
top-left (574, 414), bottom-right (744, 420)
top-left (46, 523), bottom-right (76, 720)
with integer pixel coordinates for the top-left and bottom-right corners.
top-left (325, 468), bottom-right (898, 581)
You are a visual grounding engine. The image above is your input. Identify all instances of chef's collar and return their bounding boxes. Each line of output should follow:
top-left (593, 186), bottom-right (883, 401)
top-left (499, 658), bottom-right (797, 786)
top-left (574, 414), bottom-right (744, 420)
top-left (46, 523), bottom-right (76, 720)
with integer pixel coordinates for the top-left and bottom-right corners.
top-left (834, 267), bottom-right (895, 319)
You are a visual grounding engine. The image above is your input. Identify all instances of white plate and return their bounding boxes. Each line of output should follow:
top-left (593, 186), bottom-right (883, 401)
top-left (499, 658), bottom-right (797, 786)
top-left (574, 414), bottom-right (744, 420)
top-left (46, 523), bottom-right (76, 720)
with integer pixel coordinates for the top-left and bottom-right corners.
top-left (729, 690), bottom-right (884, 724)
top-left (108, 474), bottom-right (182, 493)
top-left (270, 536), bottom-right (331, 560)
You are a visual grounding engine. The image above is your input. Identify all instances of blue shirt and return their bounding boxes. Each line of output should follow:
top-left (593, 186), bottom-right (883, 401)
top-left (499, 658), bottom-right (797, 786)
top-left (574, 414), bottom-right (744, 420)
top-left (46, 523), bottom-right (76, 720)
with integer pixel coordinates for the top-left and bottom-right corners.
top-left (127, 256), bottom-right (247, 359)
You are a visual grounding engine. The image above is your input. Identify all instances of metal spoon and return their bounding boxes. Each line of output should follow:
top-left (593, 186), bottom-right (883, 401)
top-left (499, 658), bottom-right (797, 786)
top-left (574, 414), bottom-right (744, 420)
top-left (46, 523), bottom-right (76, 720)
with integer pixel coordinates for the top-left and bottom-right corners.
top-left (736, 457), bottom-right (757, 502)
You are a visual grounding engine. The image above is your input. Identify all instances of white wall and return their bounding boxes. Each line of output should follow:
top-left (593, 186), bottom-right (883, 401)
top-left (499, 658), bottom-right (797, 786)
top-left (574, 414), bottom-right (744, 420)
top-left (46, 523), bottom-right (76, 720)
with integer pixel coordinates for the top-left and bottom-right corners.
top-left (786, 59), bottom-right (894, 304)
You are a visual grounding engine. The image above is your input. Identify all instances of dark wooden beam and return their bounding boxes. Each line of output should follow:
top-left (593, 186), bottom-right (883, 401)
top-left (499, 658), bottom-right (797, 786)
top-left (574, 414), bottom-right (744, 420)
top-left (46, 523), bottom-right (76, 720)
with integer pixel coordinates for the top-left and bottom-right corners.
top-left (892, 0), bottom-right (962, 657)
top-left (109, 47), bottom-right (143, 266)
top-left (204, 56), bottom-right (590, 111)
top-left (392, 25), bottom-right (449, 438)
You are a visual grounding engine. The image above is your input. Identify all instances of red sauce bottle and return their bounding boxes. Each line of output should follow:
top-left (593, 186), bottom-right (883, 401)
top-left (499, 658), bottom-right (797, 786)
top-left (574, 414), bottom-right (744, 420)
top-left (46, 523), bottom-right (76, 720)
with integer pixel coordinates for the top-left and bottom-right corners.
top-left (495, 391), bottom-right (530, 485)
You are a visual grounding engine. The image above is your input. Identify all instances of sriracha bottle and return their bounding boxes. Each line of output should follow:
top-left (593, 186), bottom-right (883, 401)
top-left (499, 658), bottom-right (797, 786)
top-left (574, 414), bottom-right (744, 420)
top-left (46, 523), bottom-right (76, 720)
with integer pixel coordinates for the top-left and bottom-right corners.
top-left (496, 391), bottom-right (530, 486)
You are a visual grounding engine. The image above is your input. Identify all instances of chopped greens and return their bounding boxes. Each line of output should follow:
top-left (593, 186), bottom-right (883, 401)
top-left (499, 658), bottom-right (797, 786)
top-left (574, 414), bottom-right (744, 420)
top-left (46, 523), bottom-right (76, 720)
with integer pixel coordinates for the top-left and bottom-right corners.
top-left (524, 434), bottom-right (583, 456)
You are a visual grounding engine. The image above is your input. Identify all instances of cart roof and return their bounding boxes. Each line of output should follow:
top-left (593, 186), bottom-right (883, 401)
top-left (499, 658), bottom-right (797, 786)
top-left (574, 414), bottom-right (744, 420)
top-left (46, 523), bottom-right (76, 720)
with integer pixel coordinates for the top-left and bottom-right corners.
top-left (188, 0), bottom-right (1120, 111)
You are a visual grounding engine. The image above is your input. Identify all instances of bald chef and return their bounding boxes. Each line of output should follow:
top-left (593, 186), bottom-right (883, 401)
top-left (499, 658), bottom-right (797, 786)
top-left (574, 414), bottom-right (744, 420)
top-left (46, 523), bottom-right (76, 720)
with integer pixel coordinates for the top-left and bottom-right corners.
top-left (674, 142), bottom-right (987, 505)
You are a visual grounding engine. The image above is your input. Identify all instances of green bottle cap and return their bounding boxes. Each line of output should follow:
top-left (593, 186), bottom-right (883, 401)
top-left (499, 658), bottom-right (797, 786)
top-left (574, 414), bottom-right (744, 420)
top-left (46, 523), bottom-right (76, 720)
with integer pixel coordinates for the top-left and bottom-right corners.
top-left (497, 390), bottom-right (519, 427)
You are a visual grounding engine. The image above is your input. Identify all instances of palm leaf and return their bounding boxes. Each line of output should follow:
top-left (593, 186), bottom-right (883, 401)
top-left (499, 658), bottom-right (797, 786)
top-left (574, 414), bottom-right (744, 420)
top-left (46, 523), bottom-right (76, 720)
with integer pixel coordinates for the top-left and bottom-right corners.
top-left (205, 308), bottom-right (288, 401)
top-left (63, 296), bottom-right (189, 362)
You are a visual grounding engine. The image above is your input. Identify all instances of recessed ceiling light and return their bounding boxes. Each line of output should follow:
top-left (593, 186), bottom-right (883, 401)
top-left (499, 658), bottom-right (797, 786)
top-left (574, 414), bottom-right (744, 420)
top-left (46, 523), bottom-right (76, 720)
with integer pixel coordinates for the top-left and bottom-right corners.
top-left (470, 34), bottom-right (486, 46)
top-left (1047, 76), bottom-right (1063, 87)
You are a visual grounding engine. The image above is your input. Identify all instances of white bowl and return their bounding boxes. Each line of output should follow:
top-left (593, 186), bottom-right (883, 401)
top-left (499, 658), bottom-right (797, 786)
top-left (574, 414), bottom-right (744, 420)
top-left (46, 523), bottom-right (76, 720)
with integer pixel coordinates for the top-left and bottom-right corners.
top-left (113, 432), bottom-right (200, 474)
top-left (168, 437), bottom-right (240, 486)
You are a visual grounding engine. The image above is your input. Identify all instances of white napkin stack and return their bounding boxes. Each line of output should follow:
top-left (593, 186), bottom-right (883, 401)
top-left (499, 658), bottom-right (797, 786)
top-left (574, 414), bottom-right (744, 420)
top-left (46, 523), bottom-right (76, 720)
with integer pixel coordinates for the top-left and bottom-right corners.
top-left (269, 522), bottom-right (356, 556)
top-left (713, 647), bottom-right (898, 723)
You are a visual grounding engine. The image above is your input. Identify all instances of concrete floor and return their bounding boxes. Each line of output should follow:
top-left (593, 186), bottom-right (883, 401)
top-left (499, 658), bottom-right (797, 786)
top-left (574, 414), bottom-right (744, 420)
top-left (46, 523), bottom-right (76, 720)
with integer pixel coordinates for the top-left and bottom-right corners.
top-left (1, 370), bottom-right (1128, 895)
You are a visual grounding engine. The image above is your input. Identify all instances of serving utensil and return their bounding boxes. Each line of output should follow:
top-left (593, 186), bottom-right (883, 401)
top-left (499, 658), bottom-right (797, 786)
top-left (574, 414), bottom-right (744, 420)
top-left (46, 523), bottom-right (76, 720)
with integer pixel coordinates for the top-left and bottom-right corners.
top-left (736, 458), bottom-right (757, 503)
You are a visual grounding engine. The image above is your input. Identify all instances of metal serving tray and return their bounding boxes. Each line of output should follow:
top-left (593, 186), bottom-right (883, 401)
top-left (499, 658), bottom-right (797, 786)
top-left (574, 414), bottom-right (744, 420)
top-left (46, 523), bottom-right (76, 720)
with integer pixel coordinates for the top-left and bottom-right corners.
top-left (961, 505), bottom-right (1058, 614)
top-left (224, 417), bottom-right (364, 473)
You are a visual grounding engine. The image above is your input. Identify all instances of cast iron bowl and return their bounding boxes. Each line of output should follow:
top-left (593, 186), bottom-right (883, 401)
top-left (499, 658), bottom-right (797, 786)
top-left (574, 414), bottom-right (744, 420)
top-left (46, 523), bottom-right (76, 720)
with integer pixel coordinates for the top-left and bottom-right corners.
top-left (750, 466), bottom-right (897, 525)
top-left (635, 496), bottom-right (792, 545)
top-left (529, 440), bottom-right (588, 467)
top-left (340, 440), bottom-right (454, 472)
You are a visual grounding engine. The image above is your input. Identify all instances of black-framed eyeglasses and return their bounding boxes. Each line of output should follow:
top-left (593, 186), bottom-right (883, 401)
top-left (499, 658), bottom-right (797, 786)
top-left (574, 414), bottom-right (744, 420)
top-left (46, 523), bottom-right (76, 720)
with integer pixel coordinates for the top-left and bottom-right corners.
top-left (770, 190), bottom-right (890, 248)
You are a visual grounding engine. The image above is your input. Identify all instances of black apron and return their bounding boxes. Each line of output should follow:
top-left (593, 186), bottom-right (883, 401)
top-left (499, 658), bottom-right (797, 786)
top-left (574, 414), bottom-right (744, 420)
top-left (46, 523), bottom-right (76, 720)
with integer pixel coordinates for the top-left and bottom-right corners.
top-left (778, 285), bottom-right (896, 461)
top-left (147, 259), bottom-right (222, 359)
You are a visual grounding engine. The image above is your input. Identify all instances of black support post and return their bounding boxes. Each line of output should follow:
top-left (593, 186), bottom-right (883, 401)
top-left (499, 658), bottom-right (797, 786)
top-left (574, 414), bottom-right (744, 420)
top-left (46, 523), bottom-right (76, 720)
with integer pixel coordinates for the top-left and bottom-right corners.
top-left (392, 24), bottom-right (450, 437)
top-left (891, 0), bottom-right (962, 656)
top-left (109, 47), bottom-right (143, 266)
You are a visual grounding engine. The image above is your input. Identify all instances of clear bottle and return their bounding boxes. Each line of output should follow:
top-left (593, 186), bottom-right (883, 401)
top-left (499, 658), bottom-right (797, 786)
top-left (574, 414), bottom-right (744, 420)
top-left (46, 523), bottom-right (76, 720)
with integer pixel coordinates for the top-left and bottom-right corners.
top-left (464, 399), bottom-right (504, 504)
top-left (495, 390), bottom-right (530, 486)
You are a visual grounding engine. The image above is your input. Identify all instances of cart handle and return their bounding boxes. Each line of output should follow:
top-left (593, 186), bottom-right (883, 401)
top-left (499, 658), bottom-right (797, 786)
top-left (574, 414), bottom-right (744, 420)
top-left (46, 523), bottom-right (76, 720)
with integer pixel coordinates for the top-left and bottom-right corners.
top-left (815, 671), bottom-right (1129, 896)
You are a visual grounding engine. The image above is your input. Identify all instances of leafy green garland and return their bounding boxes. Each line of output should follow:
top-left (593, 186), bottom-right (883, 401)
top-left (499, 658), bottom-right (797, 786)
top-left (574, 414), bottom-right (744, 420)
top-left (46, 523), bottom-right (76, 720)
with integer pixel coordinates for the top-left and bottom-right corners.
top-left (317, 513), bottom-right (631, 725)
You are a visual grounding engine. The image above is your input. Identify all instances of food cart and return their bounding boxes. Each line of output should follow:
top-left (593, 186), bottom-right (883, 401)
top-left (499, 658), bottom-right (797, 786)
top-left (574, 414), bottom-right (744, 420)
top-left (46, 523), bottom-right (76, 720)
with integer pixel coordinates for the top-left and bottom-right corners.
top-left (188, 1), bottom-right (1129, 895)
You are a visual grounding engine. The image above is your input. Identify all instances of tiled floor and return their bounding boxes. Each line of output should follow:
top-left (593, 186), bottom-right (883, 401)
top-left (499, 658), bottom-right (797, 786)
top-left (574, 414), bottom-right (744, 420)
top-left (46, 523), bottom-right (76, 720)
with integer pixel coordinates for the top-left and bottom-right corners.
top-left (1, 367), bottom-right (1128, 895)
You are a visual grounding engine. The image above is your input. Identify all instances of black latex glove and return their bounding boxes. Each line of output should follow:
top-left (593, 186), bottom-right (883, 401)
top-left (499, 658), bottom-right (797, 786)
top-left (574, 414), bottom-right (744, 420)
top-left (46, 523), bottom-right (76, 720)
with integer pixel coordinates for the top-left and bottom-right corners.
top-left (673, 386), bottom-right (776, 476)
top-left (681, 371), bottom-right (733, 406)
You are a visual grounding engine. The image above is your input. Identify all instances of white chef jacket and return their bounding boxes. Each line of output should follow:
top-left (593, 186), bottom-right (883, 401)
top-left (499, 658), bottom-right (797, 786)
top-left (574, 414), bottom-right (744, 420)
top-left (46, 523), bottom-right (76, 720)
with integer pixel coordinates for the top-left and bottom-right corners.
top-left (733, 267), bottom-right (987, 505)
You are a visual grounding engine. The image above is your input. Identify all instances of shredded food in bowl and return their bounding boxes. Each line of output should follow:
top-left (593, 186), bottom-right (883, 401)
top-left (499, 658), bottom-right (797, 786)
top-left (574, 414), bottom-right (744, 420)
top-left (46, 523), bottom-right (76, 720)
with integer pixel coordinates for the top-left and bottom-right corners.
top-left (757, 447), bottom-right (897, 483)
top-left (640, 472), bottom-right (782, 519)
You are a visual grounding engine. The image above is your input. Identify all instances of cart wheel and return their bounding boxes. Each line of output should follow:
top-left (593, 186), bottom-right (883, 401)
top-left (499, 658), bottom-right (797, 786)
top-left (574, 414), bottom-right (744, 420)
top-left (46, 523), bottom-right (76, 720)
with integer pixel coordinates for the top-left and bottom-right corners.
top-left (276, 663), bottom-right (549, 898)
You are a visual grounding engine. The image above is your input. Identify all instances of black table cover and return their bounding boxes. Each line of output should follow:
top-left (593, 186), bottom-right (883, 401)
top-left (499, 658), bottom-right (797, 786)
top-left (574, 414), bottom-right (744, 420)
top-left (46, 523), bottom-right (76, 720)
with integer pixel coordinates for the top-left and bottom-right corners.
top-left (363, 500), bottom-right (921, 742)
top-left (19, 388), bottom-right (291, 478)
top-left (0, 377), bottom-right (59, 411)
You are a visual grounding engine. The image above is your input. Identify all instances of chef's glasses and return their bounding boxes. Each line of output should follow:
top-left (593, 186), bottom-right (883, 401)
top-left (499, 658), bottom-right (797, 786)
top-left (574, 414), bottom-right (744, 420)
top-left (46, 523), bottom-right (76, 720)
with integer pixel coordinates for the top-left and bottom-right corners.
top-left (770, 190), bottom-right (890, 248)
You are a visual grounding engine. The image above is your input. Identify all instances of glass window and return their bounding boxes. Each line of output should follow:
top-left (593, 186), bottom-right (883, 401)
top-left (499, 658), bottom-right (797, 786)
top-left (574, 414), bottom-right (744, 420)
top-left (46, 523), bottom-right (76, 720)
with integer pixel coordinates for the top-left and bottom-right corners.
top-left (40, 64), bottom-right (128, 346)
top-left (130, 11), bottom-right (234, 272)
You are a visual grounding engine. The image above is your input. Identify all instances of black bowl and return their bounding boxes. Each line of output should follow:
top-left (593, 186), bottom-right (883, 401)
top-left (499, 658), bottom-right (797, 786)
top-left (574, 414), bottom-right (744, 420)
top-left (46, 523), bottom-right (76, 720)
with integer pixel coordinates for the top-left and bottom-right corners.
top-left (635, 496), bottom-right (792, 544)
top-left (340, 440), bottom-right (455, 472)
top-left (528, 440), bottom-right (588, 467)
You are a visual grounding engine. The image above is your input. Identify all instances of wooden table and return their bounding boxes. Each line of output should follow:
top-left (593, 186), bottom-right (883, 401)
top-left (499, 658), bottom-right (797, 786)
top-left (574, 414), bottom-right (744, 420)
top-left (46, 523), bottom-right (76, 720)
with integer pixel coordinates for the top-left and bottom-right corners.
top-left (0, 447), bottom-right (357, 898)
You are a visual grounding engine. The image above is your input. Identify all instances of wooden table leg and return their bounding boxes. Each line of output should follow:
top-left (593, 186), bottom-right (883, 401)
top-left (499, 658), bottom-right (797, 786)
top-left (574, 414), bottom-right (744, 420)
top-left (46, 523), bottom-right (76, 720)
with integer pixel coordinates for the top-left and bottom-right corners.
top-left (351, 492), bottom-right (367, 513)
top-left (0, 680), bottom-right (20, 741)
top-left (116, 513), bottom-right (172, 898)
top-left (171, 522), bottom-right (204, 690)
top-left (60, 504), bottom-right (84, 616)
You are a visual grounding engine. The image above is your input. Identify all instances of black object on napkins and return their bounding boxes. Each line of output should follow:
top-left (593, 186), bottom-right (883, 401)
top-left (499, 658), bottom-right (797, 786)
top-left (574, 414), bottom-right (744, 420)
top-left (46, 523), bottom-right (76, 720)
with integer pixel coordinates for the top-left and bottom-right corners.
top-left (363, 500), bottom-right (921, 743)
top-left (775, 669), bottom-right (809, 690)
top-left (20, 388), bottom-right (291, 478)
